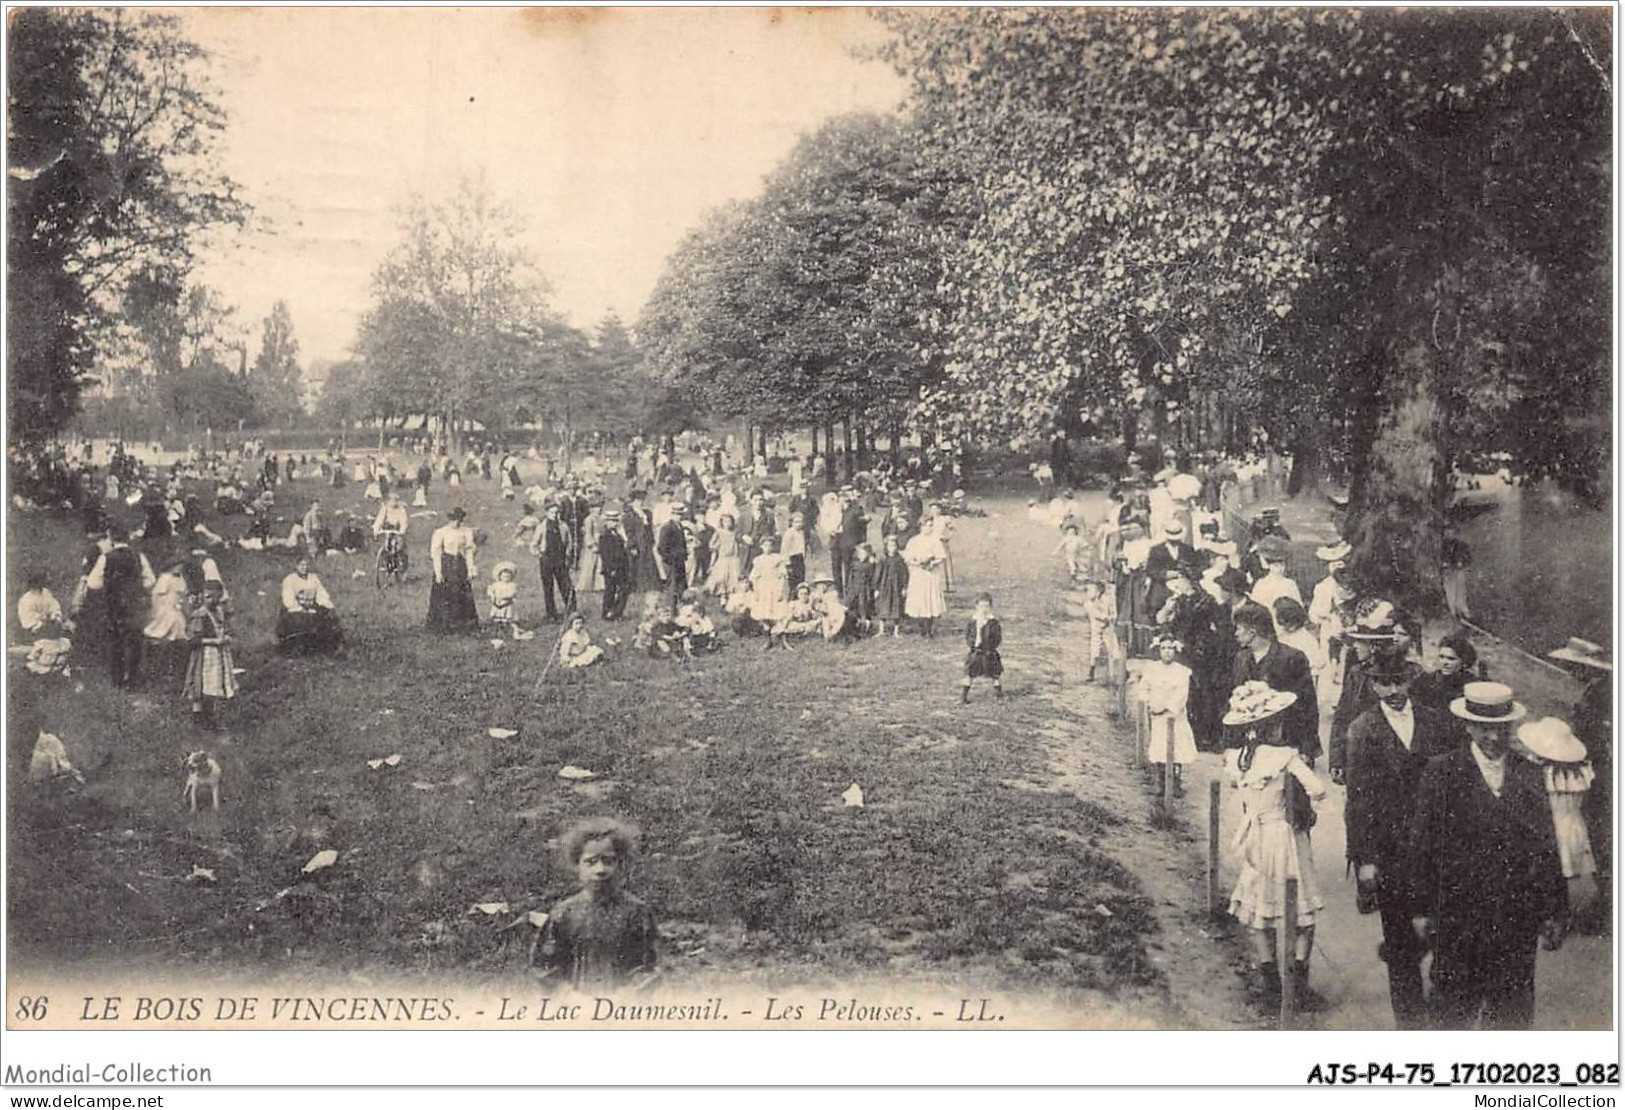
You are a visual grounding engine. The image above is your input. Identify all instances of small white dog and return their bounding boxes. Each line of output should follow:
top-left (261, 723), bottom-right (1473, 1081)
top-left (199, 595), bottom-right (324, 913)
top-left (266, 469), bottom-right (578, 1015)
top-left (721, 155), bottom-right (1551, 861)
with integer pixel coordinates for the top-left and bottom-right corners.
top-left (183, 751), bottom-right (222, 812)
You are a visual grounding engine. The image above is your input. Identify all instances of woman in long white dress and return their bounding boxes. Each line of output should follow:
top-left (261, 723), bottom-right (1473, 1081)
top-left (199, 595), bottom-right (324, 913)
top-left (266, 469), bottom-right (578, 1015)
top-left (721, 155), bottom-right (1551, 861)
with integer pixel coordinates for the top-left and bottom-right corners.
top-left (574, 504), bottom-right (603, 595)
top-left (1223, 681), bottom-right (1327, 1013)
top-left (902, 525), bottom-right (948, 637)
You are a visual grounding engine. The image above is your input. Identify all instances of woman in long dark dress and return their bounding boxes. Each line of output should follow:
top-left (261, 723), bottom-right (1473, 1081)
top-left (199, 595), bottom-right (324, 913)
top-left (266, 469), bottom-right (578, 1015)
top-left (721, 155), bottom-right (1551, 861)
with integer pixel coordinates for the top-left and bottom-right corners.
top-left (426, 507), bottom-right (481, 633)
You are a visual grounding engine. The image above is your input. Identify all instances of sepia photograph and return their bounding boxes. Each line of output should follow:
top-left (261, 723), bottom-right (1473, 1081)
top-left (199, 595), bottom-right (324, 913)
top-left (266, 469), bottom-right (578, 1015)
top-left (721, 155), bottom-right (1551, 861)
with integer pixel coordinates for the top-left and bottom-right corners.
top-left (2, 2), bottom-right (1616, 1078)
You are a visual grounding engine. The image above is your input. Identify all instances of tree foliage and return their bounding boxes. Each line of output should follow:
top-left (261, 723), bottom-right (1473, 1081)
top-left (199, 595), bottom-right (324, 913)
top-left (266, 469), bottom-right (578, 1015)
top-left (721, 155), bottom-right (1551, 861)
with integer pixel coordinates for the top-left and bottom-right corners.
top-left (639, 113), bottom-right (965, 437)
top-left (7, 8), bottom-right (248, 440)
top-left (248, 300), bottom-right (305, 426)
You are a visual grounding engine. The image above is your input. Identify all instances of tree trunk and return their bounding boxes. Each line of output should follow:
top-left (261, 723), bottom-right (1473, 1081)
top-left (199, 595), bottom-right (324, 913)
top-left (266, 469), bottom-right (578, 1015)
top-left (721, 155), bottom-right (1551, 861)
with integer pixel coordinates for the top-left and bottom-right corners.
top-left (811, 425), bottom-right (819, 457)
top-left (744, 421), bottom-right (754, 466)
top-left (757, 425), bottom-right (768, 461)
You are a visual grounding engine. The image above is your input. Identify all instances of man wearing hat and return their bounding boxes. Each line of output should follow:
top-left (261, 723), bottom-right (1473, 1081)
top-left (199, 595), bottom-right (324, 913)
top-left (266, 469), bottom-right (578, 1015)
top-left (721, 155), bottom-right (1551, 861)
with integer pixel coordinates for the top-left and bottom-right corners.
top-left (596, 506), bottom-right (632, 621)
top-left (831, 487), bottom-right (868, 592)
top-left (1344, 652), bottom-right (1464, 1028)
top-left (1328, 599), bottom-right (1413, 783)
top-left (1145, 520), bottom-right (1197, 618)
top-left (532, 500), bottom-right (576, 622)
top-left (655, 501), bottom-right (690, 607)
top-left (1406, 682), bottom-right (1565, 1029)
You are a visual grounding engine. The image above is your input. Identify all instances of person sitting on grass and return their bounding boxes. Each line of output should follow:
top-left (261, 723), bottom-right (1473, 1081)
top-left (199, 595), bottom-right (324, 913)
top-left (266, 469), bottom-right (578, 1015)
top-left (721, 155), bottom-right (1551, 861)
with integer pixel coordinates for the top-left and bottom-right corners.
top-left (811, 579), bottom-right (851, 642)
top-left (674, 594), bottom-right (720, 654)
top-left (532, 818), bottom-right (658, 991)
top-left (779, 583), bottom-right (822, 641)
top-left (558, 612), bottom-right (606, 668)
top-left (961, 591), bottom-right (1004, 703)
top-left (17, 570), bottom-right (72, 637)
top-left (276, 554), bottom-right (343, 657)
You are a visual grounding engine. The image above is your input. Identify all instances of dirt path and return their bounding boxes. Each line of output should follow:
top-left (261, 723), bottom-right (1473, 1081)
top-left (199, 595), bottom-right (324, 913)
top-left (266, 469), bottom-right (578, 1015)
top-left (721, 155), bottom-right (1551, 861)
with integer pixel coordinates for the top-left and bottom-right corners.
top-left (1008, 492), bottom-right (1609, 1031)
top-left (1005, 499), bottom-right (1257, 1029)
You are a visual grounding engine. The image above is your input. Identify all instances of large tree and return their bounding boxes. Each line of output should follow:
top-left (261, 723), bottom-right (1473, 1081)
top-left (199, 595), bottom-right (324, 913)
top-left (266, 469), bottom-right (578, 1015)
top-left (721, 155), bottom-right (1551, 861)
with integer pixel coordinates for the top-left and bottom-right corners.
top-left (640, 113), bottom-right (965, 459)
top-left (7, 9), bottom-right (248, 441)
top-left (248, 300), bottom-right (305, 426)
top-left (355, 179), bottom-right (561, 455)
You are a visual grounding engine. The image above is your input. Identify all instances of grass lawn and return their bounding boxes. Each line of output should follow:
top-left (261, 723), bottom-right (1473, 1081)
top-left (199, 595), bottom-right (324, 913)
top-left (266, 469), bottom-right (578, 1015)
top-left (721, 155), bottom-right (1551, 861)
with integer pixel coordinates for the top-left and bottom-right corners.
top-left (7, 465), bottom-right (1172, 1013)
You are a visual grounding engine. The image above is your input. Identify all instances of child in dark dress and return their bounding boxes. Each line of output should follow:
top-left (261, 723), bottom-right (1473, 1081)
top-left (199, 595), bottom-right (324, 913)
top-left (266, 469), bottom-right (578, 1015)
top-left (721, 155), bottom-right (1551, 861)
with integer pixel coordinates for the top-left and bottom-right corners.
top-left (843, 542), bottom-right (877, 635)
top-left (962, 591), bottom-right (1004, 703)
top-left (873, 535), bottom-right (909, 638)
top-left (532, 818), bottom-right (658, 991)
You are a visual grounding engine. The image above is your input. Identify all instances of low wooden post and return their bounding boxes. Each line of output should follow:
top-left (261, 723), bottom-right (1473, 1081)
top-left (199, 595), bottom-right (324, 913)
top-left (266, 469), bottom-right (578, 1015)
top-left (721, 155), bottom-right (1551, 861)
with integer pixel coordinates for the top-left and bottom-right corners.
top-left (1160, 717), bottom-right (1175, 810)
top-left (1207, 779), bottom-right (1222, 916)
top-left (1132, 694), bottom-right (1146, 769)
top-left (1114, 657), bottom-right (1129, 719)
top-left (1279, 877), bottom-right (1299, 1029)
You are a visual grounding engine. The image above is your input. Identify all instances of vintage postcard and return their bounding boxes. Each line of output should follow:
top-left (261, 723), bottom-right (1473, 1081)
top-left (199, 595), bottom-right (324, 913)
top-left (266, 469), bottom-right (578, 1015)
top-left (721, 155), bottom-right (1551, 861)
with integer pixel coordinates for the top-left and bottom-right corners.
top-left (3, 3), bottom-right (1615, 1088)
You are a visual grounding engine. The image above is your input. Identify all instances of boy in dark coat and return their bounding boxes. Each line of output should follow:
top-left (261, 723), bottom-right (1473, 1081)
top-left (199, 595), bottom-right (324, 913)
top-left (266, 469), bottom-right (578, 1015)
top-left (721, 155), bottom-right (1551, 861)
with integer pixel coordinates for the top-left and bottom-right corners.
top-left (961, 592), bottom-right (1003, 703)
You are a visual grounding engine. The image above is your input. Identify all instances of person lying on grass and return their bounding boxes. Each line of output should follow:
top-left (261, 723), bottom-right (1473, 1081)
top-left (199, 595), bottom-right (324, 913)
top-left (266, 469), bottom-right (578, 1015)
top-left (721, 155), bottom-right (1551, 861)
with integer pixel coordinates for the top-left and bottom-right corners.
top-left (531, 818), bottom-right (659, 992)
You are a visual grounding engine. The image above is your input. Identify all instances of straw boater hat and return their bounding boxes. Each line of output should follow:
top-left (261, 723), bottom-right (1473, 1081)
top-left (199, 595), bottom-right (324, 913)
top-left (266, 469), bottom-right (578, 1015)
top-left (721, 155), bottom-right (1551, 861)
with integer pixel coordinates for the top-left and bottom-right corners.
top-left (1516, 717), bottom-right (1587, 764)
top-left (1549, 637), bottom-right (1612, 672)
top-left (1315, 540), bottom-right (1352, 563)
top-left (1222, 681), bottom-right (1298, 727)
top-left (1163, 520), bottom-right (1186, 539)
top-left (1450, 681), bottom-right (1527, 725)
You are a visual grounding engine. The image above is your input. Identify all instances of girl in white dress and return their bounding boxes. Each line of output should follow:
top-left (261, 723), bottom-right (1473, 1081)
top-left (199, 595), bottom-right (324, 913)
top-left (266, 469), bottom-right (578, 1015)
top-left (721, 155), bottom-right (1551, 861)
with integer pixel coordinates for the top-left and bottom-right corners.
top-left (704, 514), bottom-right (743, 596)
top-left (1143, 633), bottom-right (1197, 794)
top-left (748, 537), bottom-right (790, 645)
top-left (902, 526), bottom-right (948, 637)
top-left (1223, 681), bottom-right (1327, 1014)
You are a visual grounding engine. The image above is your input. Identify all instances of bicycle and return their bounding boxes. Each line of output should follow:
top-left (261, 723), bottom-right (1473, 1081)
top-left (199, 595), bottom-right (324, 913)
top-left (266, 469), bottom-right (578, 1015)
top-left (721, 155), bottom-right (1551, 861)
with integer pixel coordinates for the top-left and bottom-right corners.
top-left (375, 530), bottom-right (408, 589)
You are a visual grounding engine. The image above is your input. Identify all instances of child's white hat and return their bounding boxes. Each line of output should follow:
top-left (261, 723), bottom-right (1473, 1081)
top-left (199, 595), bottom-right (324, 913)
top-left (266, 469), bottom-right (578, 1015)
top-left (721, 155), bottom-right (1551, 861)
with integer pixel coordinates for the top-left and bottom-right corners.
top-left (492, 560), bottom-right (517, 579)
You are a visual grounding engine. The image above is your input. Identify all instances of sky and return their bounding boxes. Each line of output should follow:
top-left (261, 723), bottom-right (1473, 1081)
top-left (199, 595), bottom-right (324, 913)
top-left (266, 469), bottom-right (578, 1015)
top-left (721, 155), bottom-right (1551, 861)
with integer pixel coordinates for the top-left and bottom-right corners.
top-left (181, 8), bottom-right (909, 372)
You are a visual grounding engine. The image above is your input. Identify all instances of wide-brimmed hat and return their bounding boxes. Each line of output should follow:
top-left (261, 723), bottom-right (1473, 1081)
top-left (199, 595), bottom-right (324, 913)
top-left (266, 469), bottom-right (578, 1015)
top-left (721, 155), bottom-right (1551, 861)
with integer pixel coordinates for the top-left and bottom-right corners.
top-left (1214, 567), bottom-right (1250, 595)
top-left (1361, 653), bottom-right (1419, 684)
top-left (1517, 717), bottom-right (1587, 764)
top-left (1346, 599), bottom-right (1406, 643)
top-left (1450, 681), bottom-right (1527, 725)
top-left (1549, 637), bottom-right (1611, 672)
top-left (492, 560), bottom-right (517, 579)
top-left (1163, 521), bottom-right (1186, 538)
top-left (1168, 473), bottom-right (1202, 501)
top-left (1222, 681), bottom-right (1298, 727)
top-left (1153, 466), bottom-right (1178, 483)
top-left (1315, 540), bottom-right (1352, 563)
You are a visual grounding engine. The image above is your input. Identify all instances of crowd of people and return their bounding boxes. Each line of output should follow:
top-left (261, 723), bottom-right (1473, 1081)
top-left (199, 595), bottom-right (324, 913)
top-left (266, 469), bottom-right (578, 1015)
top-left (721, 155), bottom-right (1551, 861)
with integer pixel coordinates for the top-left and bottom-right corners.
top-left (1046, 452), bottom-right (1612, 1029)
top-left (9, 434), bottom-right (1612, 1026)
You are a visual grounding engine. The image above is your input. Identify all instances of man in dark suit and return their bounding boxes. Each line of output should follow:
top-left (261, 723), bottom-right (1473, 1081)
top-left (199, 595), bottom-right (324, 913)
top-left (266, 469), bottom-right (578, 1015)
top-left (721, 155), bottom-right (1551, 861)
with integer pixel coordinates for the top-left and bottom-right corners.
top-left (1230, 602), bottom-right (1319, 761)
top-left (624, 491), bottom-right (657, 592)
top-left (1344, 653), bottom-right (1465, 1028)
top-left (1330, 599), bottom-right (1414, 782)
top-left (599, 510), bottom-right (631, 621)
top-left (532, 501), bottom-right (575, 621)
top-left (1145, 521), bottom-right (1198, 618)
top-left (84, 524), bottom-right (155, 687)
top-left (655, 502), bottom-right (690, 607)
top-left (1406, 682), bottom-right (1565, 1030)
top-left (831, 488), bottom-right (868, 592)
